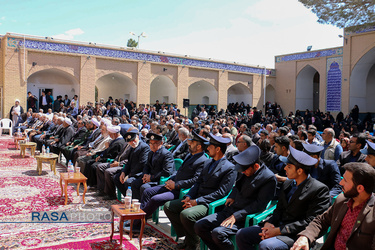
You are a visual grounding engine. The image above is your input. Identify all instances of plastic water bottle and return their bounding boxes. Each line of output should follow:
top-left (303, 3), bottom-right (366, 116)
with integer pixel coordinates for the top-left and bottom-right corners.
top-left (26, 135), bottom-right (29, 143)
top-left (68, 160), bottom-right (74, 176)
top-left (46, 146), bottom-right (50, 155)
top-left (126, 186), bottom-right (132, 198)
top-left (42, 145), bottom-right (46, 155)
top-left (125, 187), bottom-right (132, 209)
top-left (17, 128), bottom-right (21, 136)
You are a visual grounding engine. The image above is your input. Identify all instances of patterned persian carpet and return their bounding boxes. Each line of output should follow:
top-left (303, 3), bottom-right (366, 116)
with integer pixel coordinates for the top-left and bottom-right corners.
top-left (0, 135), bottom-right (177, 249)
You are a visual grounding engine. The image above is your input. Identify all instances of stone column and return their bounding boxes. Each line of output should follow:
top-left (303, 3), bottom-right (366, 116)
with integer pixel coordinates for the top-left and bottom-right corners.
top-left (79, 56), bottom-right (96, 105)
top-left (137, 62), bottom-right (151, 105)
top-left (217, 70), bottom-right (228, 111)
top-left (3, 43), bottom-right (28, 118)
top-left (176, 66), bottom-right (189, 116)
top-left (252, 74), bottom-right (263, 109)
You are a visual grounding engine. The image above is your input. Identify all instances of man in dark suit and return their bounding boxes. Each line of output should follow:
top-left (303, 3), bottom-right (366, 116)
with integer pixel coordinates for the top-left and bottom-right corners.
top-left (292, 162), bottom-right (375, 250)
top-left (302, 143), bottom-right (342, 198)
top-left (111, 129), bottom-right (150, 199)
top-left (39, 91), bottom-right (52, 113)
top-left (125, 131), bottom-right (210, 232)
top-left (336, 133), bottom-right (366, 175)
top-left (195, 145), bottom-right (277, 250)
top-left (50, 118), bottom-right (75, 155)
top-left (63, 95), bottom-right (70, 107)
top-left (84, 125), bottom-right (125, 187)
top-left (60, 119), bottom-right (89, 164)
top-left (236, 146), bottom-right (330, 250)
top-left (361, 139), bottom-right (375, 168)
top-left (130, 132), bottom-right (174, 200)
top-left (171, 127), bottom-right (190, 160)
top-left (164, 133), bottom-right (237, 250)
top-left (70, 118), bottom-right (101, 164)
top-left (142, 132), bottom-right (208, 218)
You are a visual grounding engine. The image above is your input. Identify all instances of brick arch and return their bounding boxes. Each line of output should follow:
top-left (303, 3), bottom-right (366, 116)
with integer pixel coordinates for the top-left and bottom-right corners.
top-left (27, 67), bottom-right (79, 84)
top-left (227, 82), bottom-right (252, 94)
top-left (187, 79), bottom-right (217, 91)
top-left (296, 63), bottom-right (321, 78)
top-left (96, 72), bottom-right (137, 103)
top-left (151, 74), bottom-right (177, 87)
top-left (96, 72), bottom-right (136, 85)
top-left (227, 83), bottom-right (253, 106)
top-left (96, 70), bottom-right (135, 84)
top-left (27, 66), bottom-right (79, 84)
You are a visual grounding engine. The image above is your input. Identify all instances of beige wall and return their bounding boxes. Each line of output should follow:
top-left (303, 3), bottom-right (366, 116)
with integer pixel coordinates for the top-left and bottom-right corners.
top-left (0, 34), bottom-right (280, 118)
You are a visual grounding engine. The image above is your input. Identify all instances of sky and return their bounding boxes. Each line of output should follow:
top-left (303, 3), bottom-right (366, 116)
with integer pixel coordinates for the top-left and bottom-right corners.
top-left (0, 0), bottom-right (343, 68)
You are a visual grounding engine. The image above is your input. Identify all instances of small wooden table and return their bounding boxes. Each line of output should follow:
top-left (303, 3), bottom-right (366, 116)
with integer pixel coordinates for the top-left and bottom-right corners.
top-left (110, 204), bottom-right (146, 249)
top-left (35, 153), bottom-right (58, 175)
top-left (60, 172), bottom-right (88, 205)
top-left (14, 136), bottom-right (26, 150)
top-left (19, 142), bottom-right (37, 158)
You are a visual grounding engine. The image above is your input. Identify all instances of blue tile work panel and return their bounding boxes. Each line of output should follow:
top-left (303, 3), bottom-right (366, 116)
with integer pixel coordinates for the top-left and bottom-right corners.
top-left (8, 37), bottom-right (274, 76)
top-left (275, 48), bottom-right (343, 63)
top-left (326, 57), bottom-right (343, 112)
top-left (350, 25), bottom-right (375, 35)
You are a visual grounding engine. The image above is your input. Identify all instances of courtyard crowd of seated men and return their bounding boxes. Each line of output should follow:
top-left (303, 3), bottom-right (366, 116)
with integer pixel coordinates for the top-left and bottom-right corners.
top-left (12, 95), bottom-right (374, 250)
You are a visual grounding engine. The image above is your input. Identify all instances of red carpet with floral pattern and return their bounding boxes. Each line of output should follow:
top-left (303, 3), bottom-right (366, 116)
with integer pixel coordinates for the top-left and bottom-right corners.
top-left (0, 135), bottom-right (177, 249)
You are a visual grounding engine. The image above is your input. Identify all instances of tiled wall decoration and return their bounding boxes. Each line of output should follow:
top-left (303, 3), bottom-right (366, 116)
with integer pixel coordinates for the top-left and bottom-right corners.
top-left (275, 48), bottom-right (343, 63)
top-left (8, 37), bottom-right (274, 76)
top-left (326, 57), bottom-right (343, 112)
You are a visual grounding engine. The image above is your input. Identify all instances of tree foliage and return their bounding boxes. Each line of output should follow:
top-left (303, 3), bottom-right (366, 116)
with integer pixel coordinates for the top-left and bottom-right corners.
top-left (127, 38), bottom-right (138, 48)
top-left (299, 0), bottom-right (375, 31)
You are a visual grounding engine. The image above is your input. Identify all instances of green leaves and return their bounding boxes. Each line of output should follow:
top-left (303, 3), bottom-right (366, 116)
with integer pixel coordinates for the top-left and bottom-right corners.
top-left (298, 0), bottom-right (375, 32)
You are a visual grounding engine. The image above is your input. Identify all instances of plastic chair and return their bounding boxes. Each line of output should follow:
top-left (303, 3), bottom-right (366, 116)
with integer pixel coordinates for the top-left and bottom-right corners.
top-left (0, 118), bottom-right (13, 136)
top-left (201, 199), bottom-right (275, 250)
top-left (168, 145), bottom-right (176, 151)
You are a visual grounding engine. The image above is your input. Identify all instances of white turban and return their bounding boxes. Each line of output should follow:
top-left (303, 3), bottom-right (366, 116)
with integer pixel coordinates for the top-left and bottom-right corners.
top-left (107, 125), bottom-right (120, 134)
top-left (92, 118), bottom-right (100, 127)
top-left (64, 118), bottom-right (72, 125)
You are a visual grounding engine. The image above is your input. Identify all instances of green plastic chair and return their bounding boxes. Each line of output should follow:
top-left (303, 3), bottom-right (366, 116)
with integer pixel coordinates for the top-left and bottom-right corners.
top-left (153, 159), bottom-right (184, 224)
top-left (200, 198), bottom-right (275, 250)
top-left (168, 145), bottom-right (176, 151)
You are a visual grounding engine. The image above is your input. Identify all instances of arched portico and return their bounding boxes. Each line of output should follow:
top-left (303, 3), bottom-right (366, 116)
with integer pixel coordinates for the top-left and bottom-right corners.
top-left (27, 68), bottom-right (79, 101)
top-left (96, 73), bottom-right (137, 103)
top-left (188, 80), bottom-right (218, 106)
top-left (349, 46), bottom-right (375, 112)
top-left (227, 83), bottom-right (252, 105)
top-left (150, 75), bottom-right (176, 105)
top-left (296, 65), bottom-right (320, 111)
top-left (266, 85), bottom-right (276, 104)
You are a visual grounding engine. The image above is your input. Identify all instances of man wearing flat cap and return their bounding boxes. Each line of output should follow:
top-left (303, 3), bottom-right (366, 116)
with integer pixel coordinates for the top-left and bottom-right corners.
top-left (360, 140), bottom-right (375, 168)
top-left (129, 132), bottom-right (174, 200)
top-left (302, 143), bottom-right (342, 198)
top-left (195, 145), bottom-right (277, 250)
top-left (164, 133), bottom-right (237, 250)
top-left (236, 146), bottom-right (330, 250)
top-left (125, 131), bottom-right (210, 232)
top-left (110, 129), bottom-right (150, 200)
top-left (84, 125), bottom-right (125, 187)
